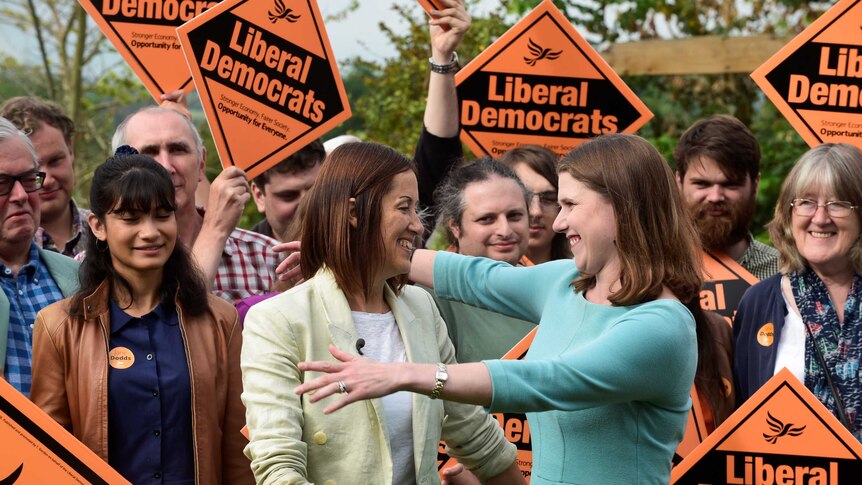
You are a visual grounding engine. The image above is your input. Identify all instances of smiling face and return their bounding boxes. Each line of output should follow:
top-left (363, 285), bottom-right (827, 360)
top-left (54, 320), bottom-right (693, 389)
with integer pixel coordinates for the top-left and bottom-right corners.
top-left (0, 136), bottom-right (40, 252)
top-left (377, 171), bottom-right (423, 281)
top-left (553, 173), bottom-right (619, 279)
top-left (512, 162), bottom-right (558, 263)
top-left (89, 203), bottom-right (178, 281)
top-left (450, 175), bottom-right (529, 265)
top-left (791, 185), bottom-right (861, 277)
top-left (677, 156), bottom-right (758, 250)
top-left (29, 122), bottom-right (74, 224)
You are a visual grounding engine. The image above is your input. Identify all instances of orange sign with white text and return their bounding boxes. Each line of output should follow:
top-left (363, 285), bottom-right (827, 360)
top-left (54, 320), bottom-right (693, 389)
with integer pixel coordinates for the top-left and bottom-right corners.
top-left (454, 0), bottom-right (652, 158)
top-left (437, 328), bottom-right (536, 482)
top-left (672, 368), bottom-right (862, 484)
top-left (76, 0), bottom-right (218, 101)
top-left (177, 0), bottom-right (351, 179)
top-left (752, 0), bottom-right (862, 149)
top-left (0, 378), bottom-right (130, 484)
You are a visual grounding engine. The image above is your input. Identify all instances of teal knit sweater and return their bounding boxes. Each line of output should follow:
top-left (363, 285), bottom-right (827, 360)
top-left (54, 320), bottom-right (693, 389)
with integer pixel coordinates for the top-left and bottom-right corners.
top-left (434, 252), bottom-right (696, 484)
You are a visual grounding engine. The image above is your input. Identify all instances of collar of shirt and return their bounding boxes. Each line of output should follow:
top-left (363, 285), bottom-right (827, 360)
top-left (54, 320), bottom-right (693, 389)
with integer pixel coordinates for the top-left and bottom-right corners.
top-left (0, 243), bottom-right (40, 279)
top-left (109, 299), bottom-right (179, 335)
top-left (34, 199), bottom-right (89, 257)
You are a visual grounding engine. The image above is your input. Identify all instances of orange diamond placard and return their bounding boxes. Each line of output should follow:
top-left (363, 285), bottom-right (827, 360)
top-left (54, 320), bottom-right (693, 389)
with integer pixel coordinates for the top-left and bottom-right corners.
top-left (176, 0), bottom-right (350, 179)
top-left (672, 368), bottom-right (862, 484)
top-left (455, 0), bottom-right (652, 158)
top-left (0, 378), bottom-right (130, 484)
top-left (752, 0), bottom-right (862, 148)
top-left (701, 250), bottom-right (759, 324)
top-left (77, 0), bottom-right (218, 101)
top-left (437, 328), bottom-right (536, 482)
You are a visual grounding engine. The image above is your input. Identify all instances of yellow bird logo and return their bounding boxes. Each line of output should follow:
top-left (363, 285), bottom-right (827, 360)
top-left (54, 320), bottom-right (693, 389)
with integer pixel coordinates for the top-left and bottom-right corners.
top-left (763, 411), bottom-right (806, 444)
top-left (268, 0), bottom-right (301, 24)
top-left (524, 38), bottom-right (562, 66)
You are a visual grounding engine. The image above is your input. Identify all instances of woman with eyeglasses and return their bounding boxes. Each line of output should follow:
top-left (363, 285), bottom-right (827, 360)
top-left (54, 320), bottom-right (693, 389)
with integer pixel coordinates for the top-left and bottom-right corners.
top-left (734, 143), bottom-right (862, 440)
top-left (498, 145), bottom-right (571, 264)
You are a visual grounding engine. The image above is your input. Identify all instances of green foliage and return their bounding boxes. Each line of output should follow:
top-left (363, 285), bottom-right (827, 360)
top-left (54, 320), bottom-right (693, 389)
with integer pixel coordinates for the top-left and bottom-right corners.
top-left (340, 1), bottom-right (511, 155)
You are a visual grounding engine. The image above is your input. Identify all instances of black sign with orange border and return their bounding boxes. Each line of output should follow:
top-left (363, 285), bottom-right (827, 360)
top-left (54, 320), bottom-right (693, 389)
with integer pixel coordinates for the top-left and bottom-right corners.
top-left (751, 0), bottom-right (862, 149)
top-left (454, 0), bottom-right (652, 158)
top-left (177, 0), bottom-right (351, 179)
top-left (0, 378), bottom-right (130, 484)
top-left (672, 368), bottom-right (862, 484)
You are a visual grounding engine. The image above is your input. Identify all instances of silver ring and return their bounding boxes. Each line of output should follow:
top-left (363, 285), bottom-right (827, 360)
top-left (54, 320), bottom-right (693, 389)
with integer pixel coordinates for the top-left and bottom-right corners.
top-left (337, 380), bottom-right (348, 394)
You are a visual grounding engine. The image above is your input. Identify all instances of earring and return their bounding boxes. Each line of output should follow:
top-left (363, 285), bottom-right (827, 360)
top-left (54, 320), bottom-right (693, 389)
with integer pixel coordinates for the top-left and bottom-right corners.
top-left (96, 239), bottom-right (108, 252)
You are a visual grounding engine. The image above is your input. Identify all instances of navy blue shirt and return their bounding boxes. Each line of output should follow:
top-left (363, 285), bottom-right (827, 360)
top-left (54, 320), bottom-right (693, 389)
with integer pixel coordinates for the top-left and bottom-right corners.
top-left (107, 300), bottom-right (194, 485)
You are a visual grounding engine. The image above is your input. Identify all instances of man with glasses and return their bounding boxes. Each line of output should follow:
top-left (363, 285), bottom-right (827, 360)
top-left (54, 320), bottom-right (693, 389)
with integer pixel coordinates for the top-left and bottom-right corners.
top-left (0, 116), bottom-right (78, 397)
top-left (674, 115), bottom-right (779, 280)
top-left (0, 97), bottom-right (89, 257)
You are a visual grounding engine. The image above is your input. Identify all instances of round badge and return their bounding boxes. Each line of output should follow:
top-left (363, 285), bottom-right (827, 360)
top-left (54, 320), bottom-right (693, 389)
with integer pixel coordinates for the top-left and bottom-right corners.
top-left (109, 347), bottom-right (135, 369)
top-left (757, 323), bottom-right (775, 347)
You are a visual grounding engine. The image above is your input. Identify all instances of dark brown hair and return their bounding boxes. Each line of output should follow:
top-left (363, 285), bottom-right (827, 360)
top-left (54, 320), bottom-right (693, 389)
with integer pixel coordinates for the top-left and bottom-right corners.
top-left (71, 154), bottom-right (208, 317)
top-left (674, 115), bottom-right (760, 184)
top-left (252, 138), bottom-right (325, 188)
top-left (300, 142), bottom-right (416, 300)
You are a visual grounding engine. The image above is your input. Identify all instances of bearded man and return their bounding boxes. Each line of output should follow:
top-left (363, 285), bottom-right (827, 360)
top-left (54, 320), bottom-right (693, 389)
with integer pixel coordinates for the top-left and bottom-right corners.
top-left (674, 115), bottom-right (778, 280)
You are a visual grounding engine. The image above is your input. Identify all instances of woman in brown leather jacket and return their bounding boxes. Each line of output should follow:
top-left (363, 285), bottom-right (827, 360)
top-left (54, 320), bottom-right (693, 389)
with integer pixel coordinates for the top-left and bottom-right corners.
top-left (30, 151), bottom-right (253, 485)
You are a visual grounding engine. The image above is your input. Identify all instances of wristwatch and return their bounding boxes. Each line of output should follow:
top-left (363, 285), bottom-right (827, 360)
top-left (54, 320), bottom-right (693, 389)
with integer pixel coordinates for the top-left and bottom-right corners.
top-left (429, 52), bottom-right (459, 74)
top-left (429, 363), bottom-right (448, 400)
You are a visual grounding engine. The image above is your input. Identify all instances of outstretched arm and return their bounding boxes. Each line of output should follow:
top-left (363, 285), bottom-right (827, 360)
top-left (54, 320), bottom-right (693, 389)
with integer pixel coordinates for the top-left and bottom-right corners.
top-left (408, 248), bottom-right (437, 288)
top-left (295, 345), bottom-right (491, 414)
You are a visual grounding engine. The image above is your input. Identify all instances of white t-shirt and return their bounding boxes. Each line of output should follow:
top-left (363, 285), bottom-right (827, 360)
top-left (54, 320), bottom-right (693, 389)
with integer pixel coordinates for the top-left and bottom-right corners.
top-left (775, 289), bottom-right (806, 383)
top-left (352, 311), bottom-right (416, 485)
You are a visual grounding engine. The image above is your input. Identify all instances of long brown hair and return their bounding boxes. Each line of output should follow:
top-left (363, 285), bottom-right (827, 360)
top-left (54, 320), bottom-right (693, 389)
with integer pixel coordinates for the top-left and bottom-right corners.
top-left (300, 142), bottom-right (416, 301)
top-left (559, 134), bottom-right (703, 305)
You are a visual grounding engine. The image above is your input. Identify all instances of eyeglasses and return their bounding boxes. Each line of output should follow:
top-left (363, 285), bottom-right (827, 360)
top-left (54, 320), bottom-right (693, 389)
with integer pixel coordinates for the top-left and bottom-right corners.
top-left (0, 171), bottom-right (45, 196)
top-left (529, 191), bottom-right (560, 210)
top-left (790, 198), bottom-right (858, 218)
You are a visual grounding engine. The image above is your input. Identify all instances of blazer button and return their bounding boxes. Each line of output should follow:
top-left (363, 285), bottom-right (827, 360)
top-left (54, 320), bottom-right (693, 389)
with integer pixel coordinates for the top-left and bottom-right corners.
top-left (313, 431), bottom-right (327, 445)
top-left (323, 480), bottom-right (336, 485)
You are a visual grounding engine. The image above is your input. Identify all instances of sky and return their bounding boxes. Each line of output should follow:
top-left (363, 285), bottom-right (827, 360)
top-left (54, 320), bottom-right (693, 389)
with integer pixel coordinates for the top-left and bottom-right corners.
top-left (0, 1), bottom-right (504, 70)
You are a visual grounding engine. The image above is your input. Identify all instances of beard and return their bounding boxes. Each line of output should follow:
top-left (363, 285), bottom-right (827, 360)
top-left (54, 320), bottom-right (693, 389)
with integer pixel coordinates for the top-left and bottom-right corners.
top-left (688, 195), bottom-right (756, 250)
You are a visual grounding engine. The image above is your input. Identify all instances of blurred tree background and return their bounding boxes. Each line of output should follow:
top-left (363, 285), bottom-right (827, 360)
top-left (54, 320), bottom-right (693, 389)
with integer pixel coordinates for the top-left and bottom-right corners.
top-left (0, 0), bottom-right (834, 236)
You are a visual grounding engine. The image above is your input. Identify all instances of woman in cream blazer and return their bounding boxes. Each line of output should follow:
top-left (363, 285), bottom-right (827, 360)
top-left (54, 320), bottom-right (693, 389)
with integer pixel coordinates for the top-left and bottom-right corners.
top-left (241, 142), bottom-right (520, 485)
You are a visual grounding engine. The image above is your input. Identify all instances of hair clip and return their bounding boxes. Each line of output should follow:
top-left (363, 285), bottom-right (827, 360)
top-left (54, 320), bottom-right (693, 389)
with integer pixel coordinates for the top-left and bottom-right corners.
top-left (114, 145), bottom-right (139, 156)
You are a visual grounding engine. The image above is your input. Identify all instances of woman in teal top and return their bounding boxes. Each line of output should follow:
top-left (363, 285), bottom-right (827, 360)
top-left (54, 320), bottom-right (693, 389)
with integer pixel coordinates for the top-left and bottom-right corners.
top-left (296, 134), bottom-right (704, 484)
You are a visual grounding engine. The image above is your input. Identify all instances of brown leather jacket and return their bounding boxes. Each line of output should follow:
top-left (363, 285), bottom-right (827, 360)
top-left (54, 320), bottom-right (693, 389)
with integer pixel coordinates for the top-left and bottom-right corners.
top-left (30, 280), bottom-right (254, 485)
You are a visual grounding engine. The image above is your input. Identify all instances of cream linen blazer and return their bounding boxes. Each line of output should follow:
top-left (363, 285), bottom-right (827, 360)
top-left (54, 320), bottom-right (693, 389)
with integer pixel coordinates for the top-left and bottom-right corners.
top-left (241, 268), bottom-right (515, 485)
